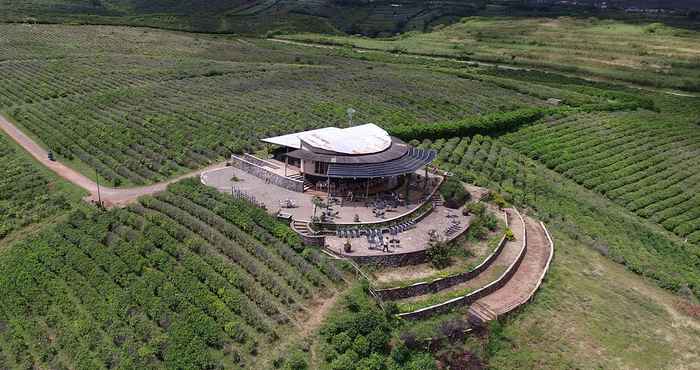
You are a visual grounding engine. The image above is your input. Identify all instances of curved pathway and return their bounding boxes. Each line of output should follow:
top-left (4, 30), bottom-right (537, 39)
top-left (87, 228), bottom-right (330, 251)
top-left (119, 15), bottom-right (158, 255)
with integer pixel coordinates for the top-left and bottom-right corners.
top-left (469, 215), bottom-right (553, 323)
top-left (0, 112), bottom-right (225, 207)
top-left (393, 208), bottom-right (524, 304)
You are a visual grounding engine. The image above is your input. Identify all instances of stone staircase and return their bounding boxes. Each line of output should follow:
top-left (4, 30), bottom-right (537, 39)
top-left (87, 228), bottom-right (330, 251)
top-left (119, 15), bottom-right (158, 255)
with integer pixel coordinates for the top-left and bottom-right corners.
top-left (467, 302), bottom-right (498, 326)
top-left (431, 193), bottom-right (444, 208)
top-left (288, 173), bottom-right (312, 192)
top-left (292, 220), bottom-right (313, 236)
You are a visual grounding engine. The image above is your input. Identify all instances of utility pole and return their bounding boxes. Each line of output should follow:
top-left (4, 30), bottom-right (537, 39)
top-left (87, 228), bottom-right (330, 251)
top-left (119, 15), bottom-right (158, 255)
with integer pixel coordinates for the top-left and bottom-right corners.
top-left (95, 167), bottom-right (102, 208)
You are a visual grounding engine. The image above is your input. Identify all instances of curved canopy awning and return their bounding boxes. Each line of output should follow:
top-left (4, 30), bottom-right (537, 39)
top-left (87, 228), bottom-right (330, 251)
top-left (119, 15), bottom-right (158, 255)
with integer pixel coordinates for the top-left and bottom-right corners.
top-left (326, 147), bottom-right (436, 179)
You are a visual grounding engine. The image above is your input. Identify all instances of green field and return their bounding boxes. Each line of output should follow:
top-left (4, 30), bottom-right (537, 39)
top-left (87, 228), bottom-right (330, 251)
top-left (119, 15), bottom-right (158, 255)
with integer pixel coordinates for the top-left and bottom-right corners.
top-left (1, 14), bottom-right (700, 370)
top-left (502, 110), bottom-right (700, 244)
top-left (0, 24), bottom-right (544, 186)
top-left (0, 0), bottom-right (484, 36)
top-left (419, 135), bottom-right (700, 298)
top-left (0, 131), bottom-right (83, 243)
top-left (282, 16), bottom-right (700, 92)
top-left (0, 179), bottom-right (343, 369)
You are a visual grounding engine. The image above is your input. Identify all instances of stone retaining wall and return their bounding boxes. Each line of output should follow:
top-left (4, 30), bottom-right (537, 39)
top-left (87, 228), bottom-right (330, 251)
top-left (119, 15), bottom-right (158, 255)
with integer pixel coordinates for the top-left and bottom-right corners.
top-left (496, 221), bottom-right (554, 319)
top-left (375, 209), bottom-right (508, 300)
top-left (376, 235), bottom-right (507, 300)
top-left (242, 153), bottom-right (280, 169)
top-left (299, 233), bottom-right (326, 247)
top-left (346, 249), bottom-right (429, 267)
top-left (397, 208), bottom-right (528, 320)
top-left (230, 155), bottom-right (303, 192)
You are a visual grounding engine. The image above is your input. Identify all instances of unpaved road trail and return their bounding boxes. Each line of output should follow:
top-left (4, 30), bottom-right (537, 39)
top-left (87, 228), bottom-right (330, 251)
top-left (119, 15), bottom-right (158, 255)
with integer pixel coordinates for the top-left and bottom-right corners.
top-left (0, 112), bottom-right (225, 207)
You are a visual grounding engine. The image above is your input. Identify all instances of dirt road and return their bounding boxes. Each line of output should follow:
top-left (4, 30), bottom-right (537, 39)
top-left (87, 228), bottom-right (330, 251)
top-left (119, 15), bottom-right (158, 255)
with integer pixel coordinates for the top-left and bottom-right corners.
top-left (0, 112), bottom-right (225, 207)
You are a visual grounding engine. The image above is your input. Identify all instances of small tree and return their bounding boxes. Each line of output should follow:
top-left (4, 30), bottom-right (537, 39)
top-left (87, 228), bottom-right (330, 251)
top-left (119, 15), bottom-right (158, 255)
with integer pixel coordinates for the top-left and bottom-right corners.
top-left (311, 196), bottom-right (324, 221)
top-left (426, 238), bottom-right (451, 269)
top-left (440, 177), bottom-right (470, 209)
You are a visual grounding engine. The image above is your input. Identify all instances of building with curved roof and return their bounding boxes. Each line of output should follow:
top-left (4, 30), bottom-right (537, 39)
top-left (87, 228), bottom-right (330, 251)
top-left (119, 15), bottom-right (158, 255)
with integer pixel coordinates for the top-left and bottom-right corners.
top-left (262, 124), bottom-right (436, 183)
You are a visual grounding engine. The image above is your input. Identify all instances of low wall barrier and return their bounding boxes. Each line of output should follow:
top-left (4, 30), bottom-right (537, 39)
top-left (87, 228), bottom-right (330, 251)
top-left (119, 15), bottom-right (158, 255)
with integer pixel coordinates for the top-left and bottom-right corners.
top-left (397, 208), bottom-right (527, 320)
top-left (230, 154), bottom-right (304, 192)
top-left (497, 221), bottom-right (555, 319)
top-left (376, 210), bottom-right (508, 300)
top-left (347, 249), bottom-right (429, 267)
top-left (242, 153), bottom-right (280, 170)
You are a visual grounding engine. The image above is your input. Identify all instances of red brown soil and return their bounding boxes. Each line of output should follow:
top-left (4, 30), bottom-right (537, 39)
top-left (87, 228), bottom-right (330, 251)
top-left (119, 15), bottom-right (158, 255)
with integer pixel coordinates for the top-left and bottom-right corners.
top-left (0, 113), bottom-right (224, 207)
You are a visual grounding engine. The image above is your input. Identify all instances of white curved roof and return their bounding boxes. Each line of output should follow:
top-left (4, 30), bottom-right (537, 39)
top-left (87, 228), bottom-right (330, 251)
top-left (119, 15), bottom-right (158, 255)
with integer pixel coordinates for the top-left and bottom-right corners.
top-left (262, 123), bottom-right (392, 155)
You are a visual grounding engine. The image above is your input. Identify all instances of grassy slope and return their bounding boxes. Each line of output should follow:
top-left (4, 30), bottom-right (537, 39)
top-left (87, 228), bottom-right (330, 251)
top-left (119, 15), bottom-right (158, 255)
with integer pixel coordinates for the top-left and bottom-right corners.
top-left (282, 16), bottom-right (700, 91)
top-left (486, 226), bottom-right (700, 369)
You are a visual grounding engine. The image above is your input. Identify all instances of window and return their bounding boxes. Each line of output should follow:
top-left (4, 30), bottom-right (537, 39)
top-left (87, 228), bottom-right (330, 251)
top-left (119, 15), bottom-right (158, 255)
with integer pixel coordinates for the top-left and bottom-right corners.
top-left (314, 161), bottom-right (329, 175)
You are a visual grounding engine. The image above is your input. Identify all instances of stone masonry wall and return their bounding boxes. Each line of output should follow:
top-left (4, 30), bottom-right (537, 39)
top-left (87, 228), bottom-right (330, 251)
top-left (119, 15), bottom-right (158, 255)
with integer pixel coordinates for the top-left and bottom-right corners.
top-left (230, 155), bottom-right (303, 192)
top-left (375, 235), bottom-right (507, 300)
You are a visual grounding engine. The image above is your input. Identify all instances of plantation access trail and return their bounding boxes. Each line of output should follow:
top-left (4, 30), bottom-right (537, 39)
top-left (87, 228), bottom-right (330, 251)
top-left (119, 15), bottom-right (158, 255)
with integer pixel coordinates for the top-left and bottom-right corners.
top-left (0, 112), bottom-right (225, 207)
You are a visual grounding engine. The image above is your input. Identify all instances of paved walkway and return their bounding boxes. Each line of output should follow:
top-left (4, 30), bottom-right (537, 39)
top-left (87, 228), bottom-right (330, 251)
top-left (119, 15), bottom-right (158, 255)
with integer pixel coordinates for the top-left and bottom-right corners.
top-left (326, 205), bottom-right (472, 257)
top-left (395, 208), bottom-right (523, 303)
top-left (472, 215), bottom-right (553, 317)
top-left (0, 112), bottom-right (224, 207)
top-left (201, 166), bottom-right (440, 224)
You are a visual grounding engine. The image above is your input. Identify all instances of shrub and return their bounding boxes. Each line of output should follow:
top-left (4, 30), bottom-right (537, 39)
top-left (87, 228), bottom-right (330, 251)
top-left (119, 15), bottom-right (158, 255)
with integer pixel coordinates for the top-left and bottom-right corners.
top-left (389, 108), bottom-right (553, 142)
top-left (505, 228), bottom-right (515, 241)
top-left (282, 349), bottom-right (308, 370)
top-left (440, 177), bottom-right (470, 209)
top-left (426, 240), bottom-right (451, 269)
top-left (464, 202), bottom-right (486, 216)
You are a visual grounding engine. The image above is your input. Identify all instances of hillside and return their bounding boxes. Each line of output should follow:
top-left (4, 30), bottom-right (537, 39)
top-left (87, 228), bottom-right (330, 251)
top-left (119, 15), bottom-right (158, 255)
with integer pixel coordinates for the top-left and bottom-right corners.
top-left (2, 0), bottom-right (698, 36)
top-left (0, 17), bottom-right (699, 369)
top-left (0, 0), bottom-right (485, 36)
top-left (282, 17), bottom-right (700, 92)
top-left (0, 179), bottom-right (343, 369)
top-left (0, 23), bottom-right (544, 187)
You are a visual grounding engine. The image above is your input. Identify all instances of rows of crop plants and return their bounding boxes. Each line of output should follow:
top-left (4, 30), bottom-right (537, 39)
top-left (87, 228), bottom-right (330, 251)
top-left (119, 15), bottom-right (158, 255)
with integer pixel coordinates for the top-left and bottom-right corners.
top-left (282, 17), bottom-right (700, 91)
top-left (416, 135), bottom-right (700, 298)
top-left (498, 111), bottom-right (700, 244)
top-left (0, 133), bottom-right (78, 240)
top-left (0, 24), bottom-right (326, 63)
top-left (0, 179), bottom-right (343, 369)
top-left (1, 25), bottom-right (543, 186)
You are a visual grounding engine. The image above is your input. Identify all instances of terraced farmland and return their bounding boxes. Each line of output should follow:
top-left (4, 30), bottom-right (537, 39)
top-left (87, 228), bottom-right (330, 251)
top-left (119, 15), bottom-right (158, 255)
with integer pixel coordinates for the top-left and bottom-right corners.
top-left (417, 135), bottom-right (700, 297)
top-left (0, 179), bottom-right (343, 369)
top-left (0, 24), bottom-right (543, 186)
top-left (501, 111), bottom-right (700, 244)
top-left (0, 132), bottom-right (80, 241)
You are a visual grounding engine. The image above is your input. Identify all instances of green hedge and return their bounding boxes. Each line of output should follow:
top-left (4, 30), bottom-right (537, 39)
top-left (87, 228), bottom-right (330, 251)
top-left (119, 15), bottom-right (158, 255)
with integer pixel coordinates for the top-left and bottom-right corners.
top-left (389, 108), bottom-right (558, 142)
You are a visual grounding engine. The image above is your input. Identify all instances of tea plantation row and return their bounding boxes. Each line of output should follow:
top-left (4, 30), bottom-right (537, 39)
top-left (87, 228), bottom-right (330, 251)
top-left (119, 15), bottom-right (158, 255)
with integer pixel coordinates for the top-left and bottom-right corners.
top-left (0, 179), bottom-right (343, 369)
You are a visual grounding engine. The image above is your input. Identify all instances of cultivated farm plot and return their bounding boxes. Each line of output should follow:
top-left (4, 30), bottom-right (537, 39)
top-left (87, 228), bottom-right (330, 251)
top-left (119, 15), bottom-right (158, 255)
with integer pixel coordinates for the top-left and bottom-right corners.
top-left (417, 135), bottom-right (700, 298)
top-left (0, 179), bottom-right (342, 369)
top-left (501, 111), bottom-right (700, 244)
top-left (0, 132), bottom-right (78, 241)
top-left (0, 24), bottom-right (543, 187)
top-left (282, 17), bottom-right (700, 91)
